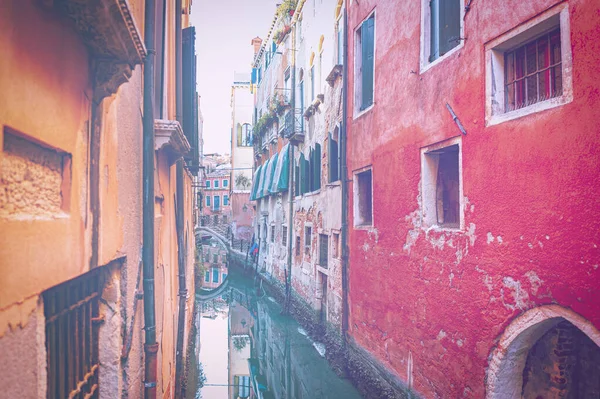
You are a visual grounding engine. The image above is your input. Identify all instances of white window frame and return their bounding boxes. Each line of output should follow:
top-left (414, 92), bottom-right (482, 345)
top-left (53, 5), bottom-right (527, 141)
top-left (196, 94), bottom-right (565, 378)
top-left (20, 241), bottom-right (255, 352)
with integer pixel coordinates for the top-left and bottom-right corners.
top-left (353, 11), bottom-right (376, 119)
top-left (419, 0), bottom-right (465, 73)
top-left (420, 136), bottom-right (463, 231)
top-left (353, 165), bottom-right (374, 228)
top-left (484, 3), bottom-right (573, 126)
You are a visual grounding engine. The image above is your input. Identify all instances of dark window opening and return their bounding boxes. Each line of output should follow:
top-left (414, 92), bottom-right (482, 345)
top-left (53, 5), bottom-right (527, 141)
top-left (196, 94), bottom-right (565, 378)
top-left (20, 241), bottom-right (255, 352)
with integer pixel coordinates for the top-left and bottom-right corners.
top-left (212, 268), bottom-right (219, 283)
top-left (355, 169), bottom-right (373, 226)
top-left (434, 145), bottom-right (460, 227)
top-left (282, 226), bottom-right (288, 247)
top-left (295, 236), bottom-right (301, 256)
top-left (319, 234), bottom-right (329, 267)
top-left (505, 28), bottom-right (562, 112)
top-left (271, 225), bottom-right (275, 243)
top-left (328, 130), bottom-right (340, 183)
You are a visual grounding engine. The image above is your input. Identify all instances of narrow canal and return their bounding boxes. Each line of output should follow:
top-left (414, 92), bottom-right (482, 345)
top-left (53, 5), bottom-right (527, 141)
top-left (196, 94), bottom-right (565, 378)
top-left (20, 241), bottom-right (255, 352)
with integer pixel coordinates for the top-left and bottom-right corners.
top-left (187, 233), bottom-right (363, 399)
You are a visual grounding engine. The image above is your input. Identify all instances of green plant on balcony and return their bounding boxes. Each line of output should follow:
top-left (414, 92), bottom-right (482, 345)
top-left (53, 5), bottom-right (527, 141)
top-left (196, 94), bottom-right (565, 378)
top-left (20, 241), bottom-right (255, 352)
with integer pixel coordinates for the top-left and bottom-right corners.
top-left (276, 0), bottom-right (297, 20)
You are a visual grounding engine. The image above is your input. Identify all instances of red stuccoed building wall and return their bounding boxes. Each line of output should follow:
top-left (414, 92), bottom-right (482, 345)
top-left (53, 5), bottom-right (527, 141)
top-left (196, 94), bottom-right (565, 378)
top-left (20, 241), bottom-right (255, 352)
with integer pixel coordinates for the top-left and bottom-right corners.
top-left (345, 0), bottom-right (600, 397)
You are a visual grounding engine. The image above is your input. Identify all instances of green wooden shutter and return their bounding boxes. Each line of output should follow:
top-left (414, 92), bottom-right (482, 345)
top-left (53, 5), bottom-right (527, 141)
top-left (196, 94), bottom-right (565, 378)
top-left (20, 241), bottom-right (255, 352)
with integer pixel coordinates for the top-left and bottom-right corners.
top-left (439, 0), bottom-right (460, 56)
top-left (314, 143), bottom-right (321, 190)
top-left (430, 0), bottom-right (439, 62)
top-left (361, 16), bottom-right (375, 110)
top-left (328, 133), bottom-right (339, 182)
top-left (294, 161), bottom-right (300, 196)
top-left (308, 148), bottom-right (314, 192)
top-left (300, 153), bottom-right (308, 194)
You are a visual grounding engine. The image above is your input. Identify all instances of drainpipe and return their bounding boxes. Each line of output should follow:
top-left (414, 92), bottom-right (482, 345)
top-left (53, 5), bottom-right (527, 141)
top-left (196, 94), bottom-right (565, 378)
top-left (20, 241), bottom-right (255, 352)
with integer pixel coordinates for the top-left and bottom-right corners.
top-left (340, 4), bottom-right (350, 346)
top-left (174, 159), bottom-right (187, 398)
top-left (174, 1), bottom-right (187, 396)
top-left (142, 0), bottom-right (158, 397)
top-left (284, 12), bottom-right (297, 314)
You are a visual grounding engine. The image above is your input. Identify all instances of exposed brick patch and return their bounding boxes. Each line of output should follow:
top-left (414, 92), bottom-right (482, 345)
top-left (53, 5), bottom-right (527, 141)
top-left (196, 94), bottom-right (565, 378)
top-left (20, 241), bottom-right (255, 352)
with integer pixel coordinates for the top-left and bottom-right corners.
top-left (1, 130), bottom-right (70, 218)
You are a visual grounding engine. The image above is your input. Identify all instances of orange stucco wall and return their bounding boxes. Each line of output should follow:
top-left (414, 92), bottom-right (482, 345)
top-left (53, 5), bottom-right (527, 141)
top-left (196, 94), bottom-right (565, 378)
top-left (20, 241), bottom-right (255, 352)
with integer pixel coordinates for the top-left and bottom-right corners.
top-left (0, 0), bottom-right (91, 332)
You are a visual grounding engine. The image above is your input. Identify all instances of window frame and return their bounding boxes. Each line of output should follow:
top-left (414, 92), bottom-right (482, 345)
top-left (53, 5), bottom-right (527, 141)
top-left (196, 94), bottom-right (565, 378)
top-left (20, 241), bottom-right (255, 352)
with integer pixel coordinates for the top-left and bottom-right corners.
top-left (353, 11), bottom-right (376, 118)
top-left (353, 166), bottom-right (374, 228)
top-left (420, 136), bottom-right (463, 231)
top-left (304, 225), bottom-right (312, 255)
top-left (484, 3), bottom-right (573, 126)
top-left (318, 234), bottom-right (329, 267)
top-left (419, 0), bottom-right (465, 73)
top-left (214, 180), bottom-right (219, 188)
top-left (223, 179), bottom-right (229, 187)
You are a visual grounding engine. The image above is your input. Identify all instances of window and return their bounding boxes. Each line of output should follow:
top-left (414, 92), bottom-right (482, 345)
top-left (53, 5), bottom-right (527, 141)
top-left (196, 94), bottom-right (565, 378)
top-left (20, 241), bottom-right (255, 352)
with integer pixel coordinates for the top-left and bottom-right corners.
top-left (43, 268), bottom-right (105, 399)
top-left (332, 232), bottom-right (340, 258)
top-left (271, 225), bottom-right (275, 243)
top-left (328, 128), bottom-right (341, 183)
top-left (304, 226), bottom-right (312, 255)
top-left (282, 226), bottom-right (288, 247)
top-left (223, 195), bottom-right (229, 206)
top-left (485, 5), bottom-right (572, 125)
top-left (206, 195), bottom-right (211, 207)
top-left (295, 236), bottom-right (301, 256)
top-left (427, 0), bottom-right (461, 63)
top-left (355, 13), bottom-right (375, 113)
top-left (213, 254), bottom-right (218, 263)
top-left (205, 180), bottom-right (210, 188)
top-left (234, 376), bottom-right (251, 398)
top-left (204, 271), bottom-right (210, 282)
top-left (214, 180), bottom-right (219, 188)
top-left (319, 234), bottom-right (328, 266)
top-left (212, 268), bottom-right (219, 283)
top-left (336, 11), bottom-right (344, 65)
top-left (353, 168), bottom-right (373, 227)
top-left (222, 273), bottom-right (227, 280)
top-left (504, 29), bottom-right (562, 112)
top-left (213, 195), bottom-right (220, 210)
top-left (238, 124), bottom-right (252, 147)
top-left (421, 139), bottom-right (462, 229)
top-left (204, 252), bottom-right (210, 262)
top-left (223, 179), bottom-right (229, 187)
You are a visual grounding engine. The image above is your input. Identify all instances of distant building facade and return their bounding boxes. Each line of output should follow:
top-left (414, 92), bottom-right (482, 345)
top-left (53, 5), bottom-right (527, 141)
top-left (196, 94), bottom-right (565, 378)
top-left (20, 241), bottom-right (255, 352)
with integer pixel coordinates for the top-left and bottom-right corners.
top-left (230, 73), bottom-right (255, 241)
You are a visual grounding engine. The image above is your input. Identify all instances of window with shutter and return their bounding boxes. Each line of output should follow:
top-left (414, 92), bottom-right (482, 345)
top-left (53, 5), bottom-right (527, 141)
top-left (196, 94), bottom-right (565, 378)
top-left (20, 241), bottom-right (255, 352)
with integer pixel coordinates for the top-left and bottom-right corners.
top-left (295, 161), bottom-right (300, 196)
top-left (314, 143), bottom-right (321, 190)
top-left (428, 0), bottom-right (460, 63)
top-left (182, 27), bottom-right (199, 173)
top-left (328, 132), bottom-right (339, 183)
top-left (361, 15), bottom-right (375, 110)
top-left (308, 148), bottom-right (314, 192)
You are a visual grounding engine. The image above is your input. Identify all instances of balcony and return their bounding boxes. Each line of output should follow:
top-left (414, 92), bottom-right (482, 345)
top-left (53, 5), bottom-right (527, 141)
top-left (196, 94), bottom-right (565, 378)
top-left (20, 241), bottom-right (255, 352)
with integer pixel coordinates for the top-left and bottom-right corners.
top-left (280, 109), bottom-right (305, 143)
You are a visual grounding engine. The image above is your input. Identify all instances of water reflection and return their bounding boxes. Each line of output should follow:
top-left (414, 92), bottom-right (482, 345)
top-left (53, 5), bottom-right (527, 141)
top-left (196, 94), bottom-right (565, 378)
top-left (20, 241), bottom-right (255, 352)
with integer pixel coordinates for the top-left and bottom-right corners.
top-left (192, 273), bottom-right (362, 399)
top-left (198, 235), bottom-right (229, 291)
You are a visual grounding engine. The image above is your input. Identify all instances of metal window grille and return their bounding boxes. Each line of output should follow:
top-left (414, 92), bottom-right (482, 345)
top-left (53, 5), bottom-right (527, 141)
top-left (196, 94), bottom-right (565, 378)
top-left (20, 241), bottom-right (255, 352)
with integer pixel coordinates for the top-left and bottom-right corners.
top-left (434, 145), bottom-right (460, 227)
top-left (271, 225), bottom-right (275, 243)
top-left (319, 234), bottom-right (328, 267)
top-left (505, 28), bottom-right (562, 112)
top-left (305, 227), bottom-right (312, 254)
top-left (43, 267), bottom-right (107, 399)
top-left (282, 226), bottom-right (288, 247)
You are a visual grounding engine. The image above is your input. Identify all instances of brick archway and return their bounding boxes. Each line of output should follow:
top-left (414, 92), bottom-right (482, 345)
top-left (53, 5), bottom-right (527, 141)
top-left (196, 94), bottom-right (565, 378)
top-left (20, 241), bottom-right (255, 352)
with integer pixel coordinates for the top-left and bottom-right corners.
top-left (486, 305), bottom-right (600, 399)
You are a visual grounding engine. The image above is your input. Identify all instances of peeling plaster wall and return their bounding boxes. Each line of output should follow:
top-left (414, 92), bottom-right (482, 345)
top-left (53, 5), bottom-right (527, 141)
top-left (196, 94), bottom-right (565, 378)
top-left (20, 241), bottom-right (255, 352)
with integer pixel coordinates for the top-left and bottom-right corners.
top-left (346, 0), bottom-right (600, 397)
top-left (255, 0), bottom-right (345, 330)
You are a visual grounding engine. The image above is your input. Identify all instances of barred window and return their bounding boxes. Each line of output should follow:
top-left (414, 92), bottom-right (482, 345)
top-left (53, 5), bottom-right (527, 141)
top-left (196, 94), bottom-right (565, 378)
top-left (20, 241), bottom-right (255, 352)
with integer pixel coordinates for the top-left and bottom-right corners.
top-left (43, 267), bottom-right (107, 399)
top-left (319, 234), bottom-right (328, 267)
top-left (505, 29), bottom-right (562, 112)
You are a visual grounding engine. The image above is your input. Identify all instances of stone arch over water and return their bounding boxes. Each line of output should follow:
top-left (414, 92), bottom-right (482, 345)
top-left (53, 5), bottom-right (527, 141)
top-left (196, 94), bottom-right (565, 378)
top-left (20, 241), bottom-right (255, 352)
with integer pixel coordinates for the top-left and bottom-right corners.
top-left (486, 305), bottom-right (600, 399)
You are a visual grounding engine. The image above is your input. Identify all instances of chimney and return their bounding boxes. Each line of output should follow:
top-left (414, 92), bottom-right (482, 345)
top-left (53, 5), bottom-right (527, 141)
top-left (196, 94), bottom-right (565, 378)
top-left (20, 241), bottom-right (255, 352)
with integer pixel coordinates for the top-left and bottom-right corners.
top-left (251, 37), bottom-right (263, 56)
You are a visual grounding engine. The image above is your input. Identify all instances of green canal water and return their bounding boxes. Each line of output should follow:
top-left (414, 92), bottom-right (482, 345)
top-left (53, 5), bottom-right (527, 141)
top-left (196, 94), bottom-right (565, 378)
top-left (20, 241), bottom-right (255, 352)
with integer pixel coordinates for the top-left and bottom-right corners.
top-left (188, 272), bottom-right (363, 399)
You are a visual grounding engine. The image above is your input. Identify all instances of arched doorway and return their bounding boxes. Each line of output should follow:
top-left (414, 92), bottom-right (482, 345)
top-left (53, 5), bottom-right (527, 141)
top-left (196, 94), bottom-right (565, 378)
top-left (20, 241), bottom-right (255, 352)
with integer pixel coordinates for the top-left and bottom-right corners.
top-left (486, 305), bottom-right (600, 399)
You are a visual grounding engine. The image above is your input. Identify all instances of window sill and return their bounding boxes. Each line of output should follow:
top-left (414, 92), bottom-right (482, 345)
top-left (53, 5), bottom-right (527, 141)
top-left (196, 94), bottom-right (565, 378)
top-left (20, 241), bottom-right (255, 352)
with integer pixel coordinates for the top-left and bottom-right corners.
top-left (353, 103), bottom-right (374, 120)
top-left (326, 181), bottom-right (341, 188)
top-left (420, 43), bottom-right (464, 74)
top-left (486, 94), bottom-right (573, 127)
top-left (353, 223), bottom-right (373, 230)
top-left (296, 189), bottom-right (321, 199)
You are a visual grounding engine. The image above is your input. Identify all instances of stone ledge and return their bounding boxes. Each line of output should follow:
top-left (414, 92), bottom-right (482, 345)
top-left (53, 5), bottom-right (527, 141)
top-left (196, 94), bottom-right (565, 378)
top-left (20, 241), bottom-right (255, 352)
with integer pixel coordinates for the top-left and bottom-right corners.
top-left (155, 119), bottom-right (191, 159)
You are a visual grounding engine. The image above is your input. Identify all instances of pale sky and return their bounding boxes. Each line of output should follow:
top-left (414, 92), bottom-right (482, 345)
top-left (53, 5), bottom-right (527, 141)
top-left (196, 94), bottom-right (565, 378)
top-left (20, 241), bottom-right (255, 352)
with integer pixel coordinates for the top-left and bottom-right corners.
top-left (191, 0), bottom-right (279, 155)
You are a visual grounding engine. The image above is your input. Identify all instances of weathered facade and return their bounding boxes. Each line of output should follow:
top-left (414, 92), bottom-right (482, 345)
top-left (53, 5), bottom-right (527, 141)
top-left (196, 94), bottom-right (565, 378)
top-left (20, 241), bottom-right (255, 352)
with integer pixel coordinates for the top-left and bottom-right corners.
top-left (202, 169), bottom-right (232, 225)
top-left (230, 73), bottom-right (255, 241)
top-left (345, 0), bottom-right (600, 397)
top-left (250, 0), bottom-right (347, 332)
top-left (0, 0), bottom-right (199, 397)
